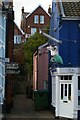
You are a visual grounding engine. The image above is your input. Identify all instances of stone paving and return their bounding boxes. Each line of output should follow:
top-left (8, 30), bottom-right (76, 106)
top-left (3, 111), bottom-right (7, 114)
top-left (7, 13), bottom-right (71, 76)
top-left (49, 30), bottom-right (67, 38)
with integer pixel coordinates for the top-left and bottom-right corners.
top-left (6, 95), bottom-right (68, 120)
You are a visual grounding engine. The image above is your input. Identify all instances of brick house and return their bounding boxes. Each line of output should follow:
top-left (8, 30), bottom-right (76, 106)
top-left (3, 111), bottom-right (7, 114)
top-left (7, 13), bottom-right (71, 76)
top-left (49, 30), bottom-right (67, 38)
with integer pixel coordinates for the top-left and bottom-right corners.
top-left (20, 5), bottom-right (51, 38)
top-left (14, 21), bottom-right (25, 44)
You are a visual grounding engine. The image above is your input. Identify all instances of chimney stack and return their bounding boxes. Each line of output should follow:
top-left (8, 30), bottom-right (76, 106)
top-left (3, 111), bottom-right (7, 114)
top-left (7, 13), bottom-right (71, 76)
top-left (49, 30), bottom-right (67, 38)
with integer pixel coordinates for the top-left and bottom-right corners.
top-left (48, 5), bottom-right (51, 15)
top-left (22, 6), bottom-right (24, 13)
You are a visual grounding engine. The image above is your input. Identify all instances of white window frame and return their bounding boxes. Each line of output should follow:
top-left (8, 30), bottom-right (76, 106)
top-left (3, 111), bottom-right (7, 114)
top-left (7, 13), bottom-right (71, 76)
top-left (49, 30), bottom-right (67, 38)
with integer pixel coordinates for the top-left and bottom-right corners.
top-left (31, 28), bottom-right (37, 35)
top-left (34, 15), bottom-right (38, 24)
top-left (60, 75), bottom-right (72, 102)
top-left (40, 15), bottom-right (44, 24)
top-left (14, 35), bottom-right (21, 44)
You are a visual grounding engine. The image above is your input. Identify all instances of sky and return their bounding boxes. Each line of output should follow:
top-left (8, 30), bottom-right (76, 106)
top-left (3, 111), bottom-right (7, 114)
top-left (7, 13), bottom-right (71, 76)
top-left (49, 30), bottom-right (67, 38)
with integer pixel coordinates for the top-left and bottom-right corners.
top-left (13, 0), bottom-right (52, 27)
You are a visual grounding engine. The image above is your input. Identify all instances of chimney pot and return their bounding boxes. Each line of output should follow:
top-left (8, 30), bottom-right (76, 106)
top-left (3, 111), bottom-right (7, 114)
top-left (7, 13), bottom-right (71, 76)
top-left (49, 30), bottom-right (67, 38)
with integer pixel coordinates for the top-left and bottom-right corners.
top-left (22, 6), bottom-right (24, 13)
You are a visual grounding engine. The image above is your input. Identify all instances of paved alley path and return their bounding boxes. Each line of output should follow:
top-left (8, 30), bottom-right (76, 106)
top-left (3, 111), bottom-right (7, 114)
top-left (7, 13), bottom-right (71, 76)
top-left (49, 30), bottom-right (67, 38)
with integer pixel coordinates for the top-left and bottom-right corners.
top-left (6, 95), bottom-right (55, 119)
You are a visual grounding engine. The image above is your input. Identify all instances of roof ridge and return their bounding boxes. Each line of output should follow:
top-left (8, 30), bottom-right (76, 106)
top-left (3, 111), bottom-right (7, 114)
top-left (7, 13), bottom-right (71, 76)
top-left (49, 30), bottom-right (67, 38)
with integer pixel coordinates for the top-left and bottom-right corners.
top-left (26, 5), bottom-right (51, 19)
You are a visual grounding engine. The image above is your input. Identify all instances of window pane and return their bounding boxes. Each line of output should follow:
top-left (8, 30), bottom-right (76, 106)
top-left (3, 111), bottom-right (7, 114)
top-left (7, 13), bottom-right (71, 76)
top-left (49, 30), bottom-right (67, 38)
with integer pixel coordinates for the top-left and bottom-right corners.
top-left (40, 16), bottom-right (44, 24)
top-left (61, 84), bottom-right (63, 100)
top-left (31, 28), bottom-right (37, 35)
top-left (61, 76), bottom-right (63, 80)
top-left (68, 84), bottom-right (71, 100)
top-left (69, 76), bottom-right (72, 80)
top-left (78, 96), bottom-right (80, 105)
top-left (64, 76), bottom-right (68, 80)
top-left (65, 84), bottom-right (67, 96)
top-left (34, 15), bottom-right (38, 23)
top-left (78, 76), bottom-right (80, 90)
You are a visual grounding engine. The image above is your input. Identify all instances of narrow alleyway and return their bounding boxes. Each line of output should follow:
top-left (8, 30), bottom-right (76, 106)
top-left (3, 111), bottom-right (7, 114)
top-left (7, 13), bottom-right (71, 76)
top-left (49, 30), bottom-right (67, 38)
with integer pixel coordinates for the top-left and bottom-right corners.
top-left (5, 76), bottom-right (68, 120)
top-left (6, 95), bottom-right (69, 120)
top-left (6, 94), bottom-right (55, 119)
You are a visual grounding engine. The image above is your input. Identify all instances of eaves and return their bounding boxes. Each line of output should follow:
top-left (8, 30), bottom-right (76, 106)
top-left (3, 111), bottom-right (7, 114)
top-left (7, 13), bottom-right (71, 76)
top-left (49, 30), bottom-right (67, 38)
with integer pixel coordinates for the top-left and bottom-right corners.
top-left (62, 16), bottom-right (80, 20)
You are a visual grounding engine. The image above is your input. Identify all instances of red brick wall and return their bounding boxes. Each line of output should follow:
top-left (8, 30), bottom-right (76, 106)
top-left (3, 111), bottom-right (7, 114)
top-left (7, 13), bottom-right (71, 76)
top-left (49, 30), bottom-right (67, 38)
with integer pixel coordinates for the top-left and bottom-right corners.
top-left (14, 23), bottom-right (22, 35)
top-left (26, 6), bottom-right (51, 34)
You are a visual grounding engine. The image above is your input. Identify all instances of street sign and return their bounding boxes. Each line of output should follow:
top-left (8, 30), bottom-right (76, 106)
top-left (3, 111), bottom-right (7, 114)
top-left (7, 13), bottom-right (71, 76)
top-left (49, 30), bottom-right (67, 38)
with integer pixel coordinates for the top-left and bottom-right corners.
top-left (6, 69), bottom-right (20, 74)
top-left (5, 63), bottom-right (20, 74)
top-left (5, 63), bottom-right (19, 70)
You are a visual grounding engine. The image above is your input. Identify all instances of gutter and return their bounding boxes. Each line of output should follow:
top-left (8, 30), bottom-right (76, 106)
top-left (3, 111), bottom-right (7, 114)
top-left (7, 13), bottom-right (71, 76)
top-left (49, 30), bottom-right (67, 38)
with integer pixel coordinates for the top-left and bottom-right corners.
top-left (62, 16), bottom-right (80, 20)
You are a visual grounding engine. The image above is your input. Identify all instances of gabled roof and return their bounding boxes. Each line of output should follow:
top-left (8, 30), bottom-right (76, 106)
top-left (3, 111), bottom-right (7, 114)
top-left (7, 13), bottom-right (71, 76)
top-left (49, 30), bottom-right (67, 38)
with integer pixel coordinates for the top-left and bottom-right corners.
top-left (26, 5), bottom-right (51, 19)
top-left (62, 1), bottom-right (80, 17)
top-left (14, 20), bottom-right (25, 35)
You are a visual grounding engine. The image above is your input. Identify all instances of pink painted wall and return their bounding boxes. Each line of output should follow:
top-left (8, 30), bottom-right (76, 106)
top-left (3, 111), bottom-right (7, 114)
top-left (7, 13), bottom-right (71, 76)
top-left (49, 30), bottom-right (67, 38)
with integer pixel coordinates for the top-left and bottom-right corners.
top-left (38, 47), bottom-right (48, 90)
top-left (33, 46), bottom-right (48, 90)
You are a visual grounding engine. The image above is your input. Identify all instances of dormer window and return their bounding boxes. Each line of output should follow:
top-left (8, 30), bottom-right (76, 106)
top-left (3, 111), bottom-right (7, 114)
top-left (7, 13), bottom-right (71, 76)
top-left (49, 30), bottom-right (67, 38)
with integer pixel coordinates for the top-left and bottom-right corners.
top-left (34, 15), bottom-right (38, 23)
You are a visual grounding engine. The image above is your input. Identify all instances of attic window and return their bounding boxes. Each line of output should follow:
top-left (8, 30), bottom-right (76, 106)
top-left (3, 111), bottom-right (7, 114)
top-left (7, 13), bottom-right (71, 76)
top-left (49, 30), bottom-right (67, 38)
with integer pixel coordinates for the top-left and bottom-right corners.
top-left (40, 15), bottom-right (44, 24)
top-left (34, 15), bottom-right (38, 24)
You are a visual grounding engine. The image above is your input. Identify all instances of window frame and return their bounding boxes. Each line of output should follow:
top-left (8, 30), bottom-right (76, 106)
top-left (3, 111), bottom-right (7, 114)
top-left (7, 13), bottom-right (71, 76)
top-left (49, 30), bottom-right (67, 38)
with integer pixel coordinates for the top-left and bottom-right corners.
top-left (31, 28), bottom-right (37, 35)
top-left (40, 15), bottom-right (44, 24)
top-left (34, 15), bottom-right (39, 24)
top-left (60, 75), bottom-right (72, 102)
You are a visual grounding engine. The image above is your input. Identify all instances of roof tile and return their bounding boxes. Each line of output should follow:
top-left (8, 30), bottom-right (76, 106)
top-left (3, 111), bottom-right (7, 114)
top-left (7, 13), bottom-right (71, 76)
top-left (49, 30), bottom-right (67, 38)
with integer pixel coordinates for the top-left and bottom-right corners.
top-left (62, 1), bottom-right (80, 16)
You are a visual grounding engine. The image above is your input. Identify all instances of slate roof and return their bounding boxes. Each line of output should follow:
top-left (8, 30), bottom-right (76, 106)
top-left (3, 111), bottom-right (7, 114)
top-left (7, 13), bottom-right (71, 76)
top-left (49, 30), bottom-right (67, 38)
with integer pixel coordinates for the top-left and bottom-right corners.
top-left (62, 1), bottom-right (80, 16)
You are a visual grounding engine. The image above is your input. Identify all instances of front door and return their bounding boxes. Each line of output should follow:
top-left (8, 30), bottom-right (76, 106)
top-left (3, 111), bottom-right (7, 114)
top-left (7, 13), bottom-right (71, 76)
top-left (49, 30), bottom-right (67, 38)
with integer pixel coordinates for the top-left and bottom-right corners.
top-left (59, 75), bottom-right (73, 118)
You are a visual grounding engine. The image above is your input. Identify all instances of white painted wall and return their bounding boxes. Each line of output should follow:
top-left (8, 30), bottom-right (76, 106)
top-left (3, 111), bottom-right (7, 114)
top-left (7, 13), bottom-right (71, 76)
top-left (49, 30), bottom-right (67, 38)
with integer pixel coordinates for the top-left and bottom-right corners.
top-left (51, 68), bottom-right (80, 119)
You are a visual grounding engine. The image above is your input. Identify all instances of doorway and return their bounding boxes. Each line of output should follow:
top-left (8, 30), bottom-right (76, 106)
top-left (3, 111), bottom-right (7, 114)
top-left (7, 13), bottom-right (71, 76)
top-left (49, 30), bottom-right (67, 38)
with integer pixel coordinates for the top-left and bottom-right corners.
top-left (59, 75), bottom-right (73, 118)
